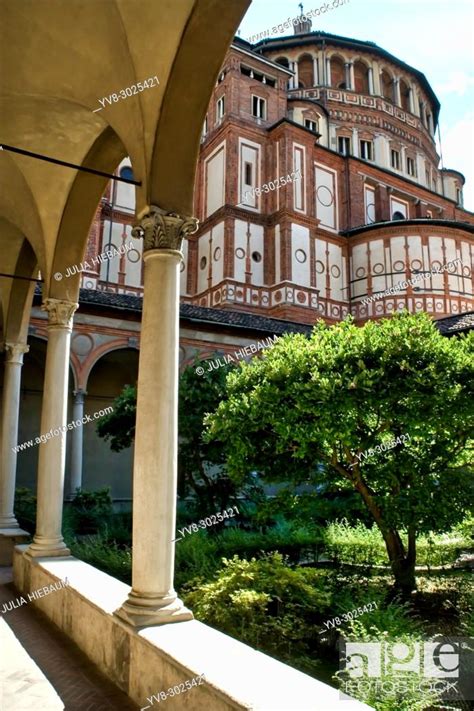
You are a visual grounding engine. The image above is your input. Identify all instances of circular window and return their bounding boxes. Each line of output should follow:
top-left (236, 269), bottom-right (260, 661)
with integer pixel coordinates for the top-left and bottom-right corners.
top-left (373, 263), bottom-right (384, 274)
top-left (200, 256), bottom-right (207, 270)
top-left (315, 260), bottom-right (325, 274)
top-left (180, 261), bottom-right (185, 273)
top-left (252, 251), bottom-right (262, 263)
top-left (331, 265), bottom-right (341, 278)
top-left (213, 247), bottom-right (221, 261)
top-left (127, 248), bottom-right (141, 263)
top-left (295, 249), bottom-right (307, 263)
top-left (119, 166), bottom-right (134, 182)
top-left (393, 260), bottom-right (405, 272)
top-left (235, 248), bottom-right (245, 259)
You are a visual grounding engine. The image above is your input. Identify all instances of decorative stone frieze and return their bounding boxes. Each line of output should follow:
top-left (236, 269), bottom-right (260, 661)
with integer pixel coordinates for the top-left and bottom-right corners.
top-left (131, 206), bottom-right (199, 252)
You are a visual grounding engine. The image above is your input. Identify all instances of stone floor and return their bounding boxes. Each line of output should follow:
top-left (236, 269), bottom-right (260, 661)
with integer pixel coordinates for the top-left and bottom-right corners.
top-left (0, 567), bottom-right (138, 711)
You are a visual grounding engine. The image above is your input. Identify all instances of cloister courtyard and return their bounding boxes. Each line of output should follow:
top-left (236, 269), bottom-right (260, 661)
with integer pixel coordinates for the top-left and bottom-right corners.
top-left (0, 1), bottom-right (473, 710)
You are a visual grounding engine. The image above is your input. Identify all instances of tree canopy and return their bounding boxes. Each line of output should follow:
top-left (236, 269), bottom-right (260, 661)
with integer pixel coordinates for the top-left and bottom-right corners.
top-left (205, 312), bottom-right (474, 592)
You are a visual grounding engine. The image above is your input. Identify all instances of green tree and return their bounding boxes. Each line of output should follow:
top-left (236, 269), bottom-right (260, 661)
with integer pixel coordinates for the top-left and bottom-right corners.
top-left (96, 358), bottom-right (241, 514)
top-left (205, 313), bottom-right (474, 594)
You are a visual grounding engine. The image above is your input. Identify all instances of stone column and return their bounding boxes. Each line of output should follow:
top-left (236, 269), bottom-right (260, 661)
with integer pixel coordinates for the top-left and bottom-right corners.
top-left (352, 128), bottom-right (359, 157)
top-left (368, 67), bottom-right (374, 95)
top-left (0, 343), bottom-right (30, 530)
top-left (394, 78), bottom-right (401, 106)
top-left (26, 299), bottom-right (77, 558)
top-left (116, 206), bottom-right (198, 627)
top-left (326, 58), bottom-right (331, 86)
top-left (349, 62), bottom-right (355, 91)
top-left (344, 62), bottom-right (350, 89)
top-left (313, 57), bottom-right (319, 86)
top-left (408, 87), bottom-right (415, 114)
top-left (68, 389), bottom-right (86, 497)
top-left (294, 61), bottom-right (299, 89)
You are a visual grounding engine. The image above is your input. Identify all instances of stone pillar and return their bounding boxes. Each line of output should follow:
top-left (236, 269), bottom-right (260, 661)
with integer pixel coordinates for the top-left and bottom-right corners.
top-left (294, 61), bottom-right (299, 89)
top-left (344, 62), bottom-right (350, 89)
top-left (26, 299), bottom-right (77, 558)
top-left (352, 128), bottom-right (359, 158)
top-left (68, 389), bottom-right (86, 498)
top-left (349, 62), bottom-right (355, 91)
top-left (408, 87), bottom-right (415, 114)
top-left (0, 343), bottom-right (30, 530)
top-left (313, 57), bottom-right (319, 86)
top-left (368, 67), bottom-right (374, 95)
top-left (428, 114), bottom-right (434, 136)
top-left (394, 78), bottom-right (401, 106)
top-left (116, 206), bottom-right (198, 627)
top-left (401, 146), bottom-right (407, 174)
top-left (326, 58), bottom-right (331, 87)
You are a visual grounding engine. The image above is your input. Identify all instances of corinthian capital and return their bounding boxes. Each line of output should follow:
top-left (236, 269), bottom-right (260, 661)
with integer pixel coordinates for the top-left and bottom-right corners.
top-left (131, 206), bottom-right (199, 252)
top-left (42, 298), bottom-right (78, 327)
top-left (4, 342), bottom-right (29, 365)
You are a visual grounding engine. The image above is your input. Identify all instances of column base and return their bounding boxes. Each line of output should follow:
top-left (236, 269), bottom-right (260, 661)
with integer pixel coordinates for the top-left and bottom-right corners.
top-left (25, 538), bottom-right (71, 559)
top-left (0, 529), bottom-right (31, 565)
top-left (115, 593), bottom-right (194, 628)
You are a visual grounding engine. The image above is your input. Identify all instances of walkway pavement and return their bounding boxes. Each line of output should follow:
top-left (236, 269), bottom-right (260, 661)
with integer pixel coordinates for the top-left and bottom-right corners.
top-left (0, 567), bottom-right (138, 710)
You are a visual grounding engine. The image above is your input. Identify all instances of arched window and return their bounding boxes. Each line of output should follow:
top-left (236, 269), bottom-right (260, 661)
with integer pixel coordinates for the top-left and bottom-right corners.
top-left (400, 79), bottom-right (410, 112)
top-left (119, 166), bottom-right (134, 182)
top-left (392, 211), bottom-right (405, 221)
top-left (380, 69), bottom-right (393, 101)
top-left (275, 56), bottom-right (289, 68)
top-left (331, 56), bottom-right (346, 89)
top-left (298, 53), bottom-right (314, 88)
top-left (354, 61), bottom-right (369, 94)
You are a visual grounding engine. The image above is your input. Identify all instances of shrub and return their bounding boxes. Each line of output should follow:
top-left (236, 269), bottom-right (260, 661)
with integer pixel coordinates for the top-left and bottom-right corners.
top-left (324, 519), bottom-right (471, 568)
top-left (14, 487), bottom-right (37, 533)
top-left (183, 552), bottom-right (332, 675)
top-left (335, 602), bottom-right (443, 711)
top-left (70, 487), bottom-right (113, 534)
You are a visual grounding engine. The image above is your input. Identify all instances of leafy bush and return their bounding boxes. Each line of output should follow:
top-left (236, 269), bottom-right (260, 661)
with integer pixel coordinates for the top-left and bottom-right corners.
top-left (324, 519), bottom-right (471, 568)
top-left (183, 552), bottom-right (332, 675)
top-left (14, 487), bottom-right (37, 533)
top-left (70, 487), bottom-right (113, 534)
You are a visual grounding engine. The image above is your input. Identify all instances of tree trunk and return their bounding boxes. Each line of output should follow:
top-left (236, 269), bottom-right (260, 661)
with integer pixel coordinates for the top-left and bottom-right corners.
top-left (383, 529), bottom-right (416, 596)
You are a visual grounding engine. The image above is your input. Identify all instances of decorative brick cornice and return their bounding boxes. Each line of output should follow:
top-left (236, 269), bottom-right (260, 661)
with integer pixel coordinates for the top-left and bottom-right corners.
top-left (132, 206), bottom-right (199, 252)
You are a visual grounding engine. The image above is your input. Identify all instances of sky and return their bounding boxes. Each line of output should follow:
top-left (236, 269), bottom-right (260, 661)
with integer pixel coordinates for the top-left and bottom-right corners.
top-left (236, 0), bottom-right (474, 211)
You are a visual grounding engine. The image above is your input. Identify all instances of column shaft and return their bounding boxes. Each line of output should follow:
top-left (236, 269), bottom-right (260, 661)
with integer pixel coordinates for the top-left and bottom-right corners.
top-left (26, 299), bottom-right (77, 558)
top-left (116, 206), bottom-right (198, 627)
top-left (368, 67), bottom-right (374, 95)
top-left (0, 344), bottom-right (29, 529)
top-left (68, 389), bottom-right (86, 497)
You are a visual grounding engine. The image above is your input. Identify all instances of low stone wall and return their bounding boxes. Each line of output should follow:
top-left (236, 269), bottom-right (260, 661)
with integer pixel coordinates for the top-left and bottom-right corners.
top-left (13, 546), bottom-right (371, 710)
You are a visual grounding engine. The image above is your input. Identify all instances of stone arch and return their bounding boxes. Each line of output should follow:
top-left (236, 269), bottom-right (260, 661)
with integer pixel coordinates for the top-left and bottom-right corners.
top-left (380, 67), bottom-right (394, 101)
top-left (297, 53), bottom-right (314, 88)
top-left (330, 55), bottom-right (346, 89)
top-left (353, 59), bottom-right (370, 94)
top-left (82, 346), bottom-right (140, 499)
top-left (400, 78), bottom-right (411, 112)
